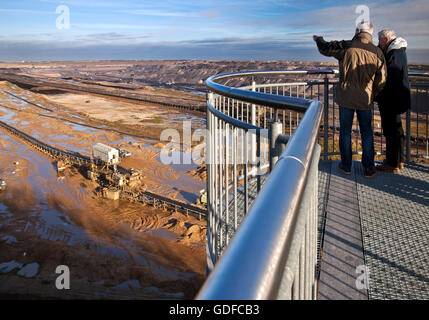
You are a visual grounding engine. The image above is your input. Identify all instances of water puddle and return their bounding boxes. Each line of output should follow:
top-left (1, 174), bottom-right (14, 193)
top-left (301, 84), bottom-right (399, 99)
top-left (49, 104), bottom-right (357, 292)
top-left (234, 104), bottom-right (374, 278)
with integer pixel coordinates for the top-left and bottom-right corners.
top-left (0, 106), bottom-right (17, 121)
top-left (147, 228), bottom-right (179, 241)
top-left (121, 135), bottom-right (141, 144)
top-left (154, 150), bottom-right (205, 203)
top-left (61, 78), bottom-right (82, 84)
top-left (69, 122), bottom-right (98, 134)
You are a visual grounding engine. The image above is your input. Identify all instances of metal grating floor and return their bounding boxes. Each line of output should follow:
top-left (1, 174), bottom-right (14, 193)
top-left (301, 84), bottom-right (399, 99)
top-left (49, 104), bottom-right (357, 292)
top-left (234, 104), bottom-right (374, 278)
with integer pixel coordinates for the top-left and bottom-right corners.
top-left (317, 160), bottom-right (331, 276)
top-left (216, 159), bottom-right (429, 300)
top-left (355, 161), bottom-right (429, 300)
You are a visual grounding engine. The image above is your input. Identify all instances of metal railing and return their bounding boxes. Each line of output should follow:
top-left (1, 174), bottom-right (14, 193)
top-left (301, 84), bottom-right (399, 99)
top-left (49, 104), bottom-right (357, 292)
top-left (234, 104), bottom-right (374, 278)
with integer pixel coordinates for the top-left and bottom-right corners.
top-left (304, 71), bottom-right (429, 160)
top-left (407, 73), bottom-right (429, 160)
top-left (198, 70), bottom-right (328, 299)
top-left (197, 69), bottom-right (429, 300)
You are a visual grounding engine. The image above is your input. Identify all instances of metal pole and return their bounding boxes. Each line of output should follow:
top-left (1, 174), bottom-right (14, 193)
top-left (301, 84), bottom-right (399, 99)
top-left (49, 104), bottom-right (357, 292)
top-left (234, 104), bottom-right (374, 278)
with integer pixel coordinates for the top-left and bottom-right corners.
top-left (406, 109), bottom-right (411, 162)
top-left (251, 81), bottom-right (257, 175)
top-left (270, 121), bottom-right (283, 171)
top-left (206, 93), bottom-right (214, 272)
top-left (225, 123), bottom-right (229, 246)
top-left (323, 76), bottom-right (329, 160)
top-left (257, 132), bottom-right (261, 192)
top-left (233, 127), bottom-right (238, 230)
top-left (244, 130), bottom-right (248, 213)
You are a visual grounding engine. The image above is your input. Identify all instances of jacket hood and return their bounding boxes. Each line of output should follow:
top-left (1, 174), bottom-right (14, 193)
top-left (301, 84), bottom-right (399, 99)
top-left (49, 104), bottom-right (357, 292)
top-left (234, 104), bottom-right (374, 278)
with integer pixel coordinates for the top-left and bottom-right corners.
top-left (387, 37), bottom-right (407, 53)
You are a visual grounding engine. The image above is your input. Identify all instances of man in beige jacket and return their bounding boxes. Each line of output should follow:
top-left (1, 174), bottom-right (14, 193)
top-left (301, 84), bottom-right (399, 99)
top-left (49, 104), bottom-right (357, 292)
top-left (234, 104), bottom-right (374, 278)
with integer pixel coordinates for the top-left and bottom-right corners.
top-left (313, 22), bottom-right (386, 177)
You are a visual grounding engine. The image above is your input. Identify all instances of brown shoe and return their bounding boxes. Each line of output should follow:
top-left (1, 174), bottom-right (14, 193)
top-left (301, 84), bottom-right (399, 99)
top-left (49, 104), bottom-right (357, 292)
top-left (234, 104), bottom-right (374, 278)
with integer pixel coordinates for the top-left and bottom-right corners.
top-left (376, 163), bottom-right (400, 173)
top-left (364, 168), bottom-right (376, 178)
top-left (338, 163), bottom-right (351, 175)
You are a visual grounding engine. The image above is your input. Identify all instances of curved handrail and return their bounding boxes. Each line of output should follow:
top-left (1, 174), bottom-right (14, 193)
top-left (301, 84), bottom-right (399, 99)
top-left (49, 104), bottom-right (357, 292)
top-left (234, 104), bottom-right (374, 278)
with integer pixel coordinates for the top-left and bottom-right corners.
top-left (409, 71), bottom-right (429, 77)
top-left (207, 68), bottom-right (336, 82)
top-left (206, 69), bottom-right (336, 112)
top-left (206, 99), bottom-right (262, 131)
top-left (198, 70), bottom-right (325, 299)
top-left (199, 68), bottom-right (429, 300)
top-left (206, 70), bottom-right (429, 112)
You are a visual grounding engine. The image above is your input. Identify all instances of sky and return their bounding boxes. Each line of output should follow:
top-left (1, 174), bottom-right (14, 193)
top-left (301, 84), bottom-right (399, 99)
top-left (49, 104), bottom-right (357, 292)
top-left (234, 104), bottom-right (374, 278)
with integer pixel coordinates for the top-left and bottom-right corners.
top-left (0, 0), bottom-right (428, 63)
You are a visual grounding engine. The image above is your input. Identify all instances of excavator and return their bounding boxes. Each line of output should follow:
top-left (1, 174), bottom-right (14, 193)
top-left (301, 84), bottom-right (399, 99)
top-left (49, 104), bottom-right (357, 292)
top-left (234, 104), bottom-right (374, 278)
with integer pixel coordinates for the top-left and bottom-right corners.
top-left (196, 189), bottom-right (207, 208)
top-left (0, 178), bottom-right (6, 191)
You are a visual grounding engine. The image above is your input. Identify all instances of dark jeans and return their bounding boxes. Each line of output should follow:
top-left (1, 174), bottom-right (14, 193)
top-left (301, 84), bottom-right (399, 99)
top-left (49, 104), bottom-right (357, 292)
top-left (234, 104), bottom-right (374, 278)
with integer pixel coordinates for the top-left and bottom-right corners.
top-left (379, 105), bottom-right (405, 167)
top-left (339, 106), bottom-right (375, 171)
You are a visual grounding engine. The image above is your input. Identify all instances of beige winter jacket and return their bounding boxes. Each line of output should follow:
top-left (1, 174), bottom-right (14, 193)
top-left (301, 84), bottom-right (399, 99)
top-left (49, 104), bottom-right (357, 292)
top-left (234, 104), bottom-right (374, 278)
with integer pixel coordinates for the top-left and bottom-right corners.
top-left (315, 32), bottom-right (387, 110)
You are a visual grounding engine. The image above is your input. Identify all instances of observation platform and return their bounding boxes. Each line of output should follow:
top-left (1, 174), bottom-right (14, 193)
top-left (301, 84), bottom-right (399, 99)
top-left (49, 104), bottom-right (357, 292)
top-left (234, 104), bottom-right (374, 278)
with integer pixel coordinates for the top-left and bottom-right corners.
top-left (317, 160), bottom-right (429, 300)
top-left (200, 68), bottom-right (429, 300)
top-left (220, 159), bottom-right (429, 300)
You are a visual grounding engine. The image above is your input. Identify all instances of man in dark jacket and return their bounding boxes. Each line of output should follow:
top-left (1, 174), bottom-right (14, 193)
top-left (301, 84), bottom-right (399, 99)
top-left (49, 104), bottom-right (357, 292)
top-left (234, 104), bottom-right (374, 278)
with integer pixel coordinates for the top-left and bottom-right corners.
top-left (313, 22), bottom-right (386, 177)
top-left (375, 29), bottom-right (411, 173)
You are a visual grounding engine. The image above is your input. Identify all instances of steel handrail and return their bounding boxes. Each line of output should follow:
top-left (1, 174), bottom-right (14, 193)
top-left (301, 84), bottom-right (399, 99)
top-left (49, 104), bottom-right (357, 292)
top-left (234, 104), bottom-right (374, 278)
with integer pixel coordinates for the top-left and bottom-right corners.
top-left (409, 71), bottom-right (429, 77)
top-left (205, 69), bottom-right (336, 112)
top-left (198, 70), bottom-right (324, 299)
top-left (199, 69), bottom-right (429, 300)
top-left (206, 100), bottom-right (262, 131)
top-left (198, 101), bottom-right (322, 299)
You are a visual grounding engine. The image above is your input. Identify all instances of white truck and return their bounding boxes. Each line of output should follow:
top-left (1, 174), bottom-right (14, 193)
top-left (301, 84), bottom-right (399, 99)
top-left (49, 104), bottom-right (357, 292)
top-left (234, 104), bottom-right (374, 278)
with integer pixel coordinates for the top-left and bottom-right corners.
top-left (92, 143), bottom-right (119, 165)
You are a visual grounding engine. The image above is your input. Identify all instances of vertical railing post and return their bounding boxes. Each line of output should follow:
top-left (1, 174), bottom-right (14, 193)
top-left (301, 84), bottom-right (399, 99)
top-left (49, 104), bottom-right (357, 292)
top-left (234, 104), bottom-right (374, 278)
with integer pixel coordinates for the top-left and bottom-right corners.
top-left (251, 80), bottom-right (257, 176)
top-left (206, 92), bottom-right (215, 273)
top-left (323, 76), bottom-right (329, 160)
top-left (256, 131), bottom-right (261, 192)
top-left (312, 145), bottom-right (320, 299)
top-left (225, 122), bottom-right (229, 246)
top-left (270, 121), bottom-right (283, 171)
top-left (406, 108), bottom-right (411, 162)
top-left (244, 130), bottom-right (249, 213)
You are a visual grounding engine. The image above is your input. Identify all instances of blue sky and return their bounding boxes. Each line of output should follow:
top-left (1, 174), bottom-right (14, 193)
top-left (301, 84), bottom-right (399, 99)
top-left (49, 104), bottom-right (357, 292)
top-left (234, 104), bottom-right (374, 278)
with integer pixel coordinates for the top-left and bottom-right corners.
top-left (0, 0), bottom-right (428, 62)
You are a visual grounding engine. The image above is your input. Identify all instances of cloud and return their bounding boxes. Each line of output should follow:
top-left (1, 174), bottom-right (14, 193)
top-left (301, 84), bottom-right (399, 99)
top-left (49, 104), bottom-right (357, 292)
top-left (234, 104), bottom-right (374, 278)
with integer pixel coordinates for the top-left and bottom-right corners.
top-left (282, 0), bottom-right (429, 48)
top-left (200, 9), bottom-right (222, 20)
top-left (39, 0), bottom-right (126, 8)
top-left (1, 35), bottom-right (427, 63)
top-left (0, 38), bottom-right (317, 61)
top-left (72, 23), bottom-right (164, 30)
top-left (0, 0), bottom-right (428, 62)
top-left (0, 8), bottom-right (54, 14)
top-left (121, 9), bottom-right (194, 17)
top-left (77, 32), bottom-right (150, 42)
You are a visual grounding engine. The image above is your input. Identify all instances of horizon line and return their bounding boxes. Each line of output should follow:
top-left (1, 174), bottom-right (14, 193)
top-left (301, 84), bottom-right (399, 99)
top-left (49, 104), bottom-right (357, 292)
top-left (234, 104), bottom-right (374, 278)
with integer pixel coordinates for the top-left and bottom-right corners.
top-left (0, 58), bottom-right (428, 66)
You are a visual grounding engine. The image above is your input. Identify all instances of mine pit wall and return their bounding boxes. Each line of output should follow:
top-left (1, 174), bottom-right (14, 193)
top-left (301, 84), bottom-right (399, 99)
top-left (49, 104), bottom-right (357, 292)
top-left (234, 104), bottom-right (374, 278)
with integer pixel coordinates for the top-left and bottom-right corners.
top-left (0, 73), bottom-right (206, 113)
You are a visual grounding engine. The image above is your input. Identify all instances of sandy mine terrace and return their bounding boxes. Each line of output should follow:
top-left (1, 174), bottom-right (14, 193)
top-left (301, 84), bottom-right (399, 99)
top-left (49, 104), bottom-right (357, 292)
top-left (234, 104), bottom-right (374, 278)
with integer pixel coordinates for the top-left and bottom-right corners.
top-left (0, 82), bottom-right (207, 299)
top-left (42, 91), bottom-right (205, 129)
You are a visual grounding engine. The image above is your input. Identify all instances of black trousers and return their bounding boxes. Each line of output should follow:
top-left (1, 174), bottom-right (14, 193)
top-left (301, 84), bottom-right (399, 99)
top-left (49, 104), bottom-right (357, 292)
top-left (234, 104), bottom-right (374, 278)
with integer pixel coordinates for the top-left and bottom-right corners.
top-left (379, 105), bottom-right (405, 167)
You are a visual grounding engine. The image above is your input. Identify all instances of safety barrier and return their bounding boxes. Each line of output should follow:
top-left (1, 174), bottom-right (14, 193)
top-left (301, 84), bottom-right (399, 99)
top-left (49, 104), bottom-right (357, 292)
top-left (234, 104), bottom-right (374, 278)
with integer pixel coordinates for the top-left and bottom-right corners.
top-left (197, 68), bottom-right (429, 300)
